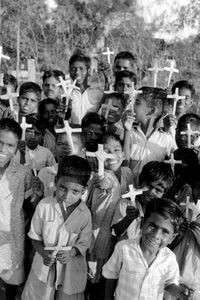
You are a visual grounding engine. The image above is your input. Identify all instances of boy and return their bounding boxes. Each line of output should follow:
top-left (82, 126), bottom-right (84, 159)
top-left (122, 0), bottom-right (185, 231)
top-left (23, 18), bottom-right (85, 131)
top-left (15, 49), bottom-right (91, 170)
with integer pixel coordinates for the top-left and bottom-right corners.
top-left (42, 69), bottom-right (65, 102)
top-left (0, 74), bottom-right (18, 120)
top-left (69, 54), bottom-right (103, 125)
top-left (113, 51), bottom-right (137, 75)
top-left (123, 87), bottom-right (176, 185)
top-left (103, 198), bottom-right (193, 300)
top-left (22, 155), bottom-right (92, 300)
top-left (0, 119), bottom-right (33, 300)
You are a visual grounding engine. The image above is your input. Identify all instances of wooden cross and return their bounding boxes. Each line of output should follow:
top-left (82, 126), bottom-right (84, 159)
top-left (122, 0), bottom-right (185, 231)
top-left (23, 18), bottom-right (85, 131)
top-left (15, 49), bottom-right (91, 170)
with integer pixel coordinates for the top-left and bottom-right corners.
top-left (86, 144), bottom-right (115, 176)
top-left (0, 46), bottom-right (10, 68)
top-left (167, 88), bottom-right (186, 116)
top-left (56, 76), bottom-right (79, 106)
top-left (55, 121), bottom-right (82, 154)
top-left (103, 47), bottom-right (114, 64)
top-left (100, 99), bottom-right (118, 119)
top-left (164, 60), bottom-right (179, 87)
top-left (122, 184), bottom-right (144, 207)
top-left (0, 86), bottom-right (19, 111)
top-left (164, 152), bottom-right (182, 173)
top-left (20, 116), bottom-right (32, 140)
top-left (148, 60), bottom-right (164, 87)
top-left (181, 123), bottom-right (200, 148)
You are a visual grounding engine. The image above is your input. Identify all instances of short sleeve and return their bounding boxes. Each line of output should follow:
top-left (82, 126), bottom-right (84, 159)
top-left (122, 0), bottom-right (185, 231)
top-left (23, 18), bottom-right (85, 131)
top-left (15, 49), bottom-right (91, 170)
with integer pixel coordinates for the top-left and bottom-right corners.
top-left (164, 253), bottom-right (180, 287)
top-left (46, 148), bottom-right (56, 167)
top-left (102, 242), bottom-right (123, 279)
top-left (28, 203), bottom-right (43, 241)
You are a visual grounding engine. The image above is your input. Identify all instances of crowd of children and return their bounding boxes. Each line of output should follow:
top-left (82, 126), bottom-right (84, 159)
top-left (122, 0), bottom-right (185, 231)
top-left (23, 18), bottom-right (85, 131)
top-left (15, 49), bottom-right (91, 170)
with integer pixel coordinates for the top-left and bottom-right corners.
top-left (0, 50), bottom-right (199, 300)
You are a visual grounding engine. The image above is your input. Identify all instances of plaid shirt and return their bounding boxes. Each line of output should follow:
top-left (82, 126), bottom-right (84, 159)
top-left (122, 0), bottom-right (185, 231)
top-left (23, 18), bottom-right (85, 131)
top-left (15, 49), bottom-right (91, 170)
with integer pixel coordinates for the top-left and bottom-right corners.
top-left (103, 239), bottom-right (179, 300)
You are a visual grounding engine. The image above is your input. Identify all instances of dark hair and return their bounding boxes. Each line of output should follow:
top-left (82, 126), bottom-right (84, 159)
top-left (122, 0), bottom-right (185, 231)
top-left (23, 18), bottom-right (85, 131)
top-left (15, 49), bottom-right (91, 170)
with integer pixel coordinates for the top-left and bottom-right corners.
top-left (139, 161), bottom-right (173, 192)
top-left (38, 98), bottom-right (59, 115)
top-left (144, 198), bottom-right (183, 234)
top-left (69, 54), bottom-right (91, 69)
top-left (101, 92), bottom-right (126, 109)
top-left (174, 148), bottom-right (199, 179)
top-left (0, 118), bottom-right (22, 140)
top-left (57, 155), bottom-right (91, 187)
top-left (26, 114), bottom-right (48, 133)
top-left (102, 132), bottom-right (123, 148)
top-left (3, 74), bottom-right (18, 91)
top-left (172, 80), bottom-right (195, 97)
top-left (42, 70), bottom-right (65, 83)
top-left (81, 112), bottom-right (107, 132)
top-left (19, 81), bottom-right (42, 100)
top-left (115, 70), bottom-right (137, 86)
top-left (114, 51), bottom-right (136, 67)
top-left (177, 113), bottom-right (200, 130)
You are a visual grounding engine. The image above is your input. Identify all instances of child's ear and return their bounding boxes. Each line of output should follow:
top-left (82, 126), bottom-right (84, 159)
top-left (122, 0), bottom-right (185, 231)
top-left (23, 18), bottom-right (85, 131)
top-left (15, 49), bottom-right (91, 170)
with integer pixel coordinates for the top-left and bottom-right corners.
top-left (147, 106), bottom-right (158, 116)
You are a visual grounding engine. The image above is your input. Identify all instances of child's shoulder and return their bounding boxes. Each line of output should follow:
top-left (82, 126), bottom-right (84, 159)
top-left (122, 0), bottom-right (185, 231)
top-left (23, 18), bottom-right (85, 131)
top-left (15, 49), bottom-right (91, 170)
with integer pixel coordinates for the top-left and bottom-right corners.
top-left (79, 200), bottom-right (92, 218)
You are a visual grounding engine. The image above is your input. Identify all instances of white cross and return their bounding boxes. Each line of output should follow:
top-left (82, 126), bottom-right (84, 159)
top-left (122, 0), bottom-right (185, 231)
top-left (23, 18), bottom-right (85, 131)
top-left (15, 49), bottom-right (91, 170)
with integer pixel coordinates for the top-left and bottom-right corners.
top-left (100, 99), bottom-right (118, 119)
top-left (103, 47), bottom-right (114, 64)
top-left (55, 120), bottom-right (82, 154)
top-left (86, 144), bottom-right (115, 176)
top-left (164, 152), bottom-right (182, 173)
top-left (164, 60), bottom-right (179, 87)
top-left (20, 116), bottom-right (32, 140)
top-left (0, 73), bottom-right (4, 86)
top-left (181, 123), bottom-right (200, 148)
top-left (56, 76), bottom-right (79, 105)
top-left (45, 245), bottom-right (72, 257)
top-left (167, 88), bottom-right (186, 116)
top-left (0, 86), bottom-right (19, 111)
top-left (148, 60), bottom-right (164, 87)
top-left (122, 184), bottom-right (144, 207)
top-left (0, 46), bottom-right (10, 68)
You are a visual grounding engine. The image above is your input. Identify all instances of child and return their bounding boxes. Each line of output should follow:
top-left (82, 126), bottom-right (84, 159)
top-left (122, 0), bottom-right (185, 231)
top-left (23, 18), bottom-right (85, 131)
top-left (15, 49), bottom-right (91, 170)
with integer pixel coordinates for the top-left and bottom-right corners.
top-left (18, 81), bottom-right (42, 121)
top-left (112, 161), bottom-right (173, 240)
top-left (42, 70), bottom-right (65, 102)
top-left (123, 87), bottom-right (176, 185)
top-left (103, 198), bottom-right (193, 300)
top-left (99, 93), bottom-right (126, 140)
top-left (113, 51), bottom-right (137, 75)
top-left (22, 155), bottom-right (92, 300)
top-left (69, 53), bottom-right (103, 125)
top-left (0, 74), bottom-right (18, 120)
top-left (0, 118), bottom-right (33, 300)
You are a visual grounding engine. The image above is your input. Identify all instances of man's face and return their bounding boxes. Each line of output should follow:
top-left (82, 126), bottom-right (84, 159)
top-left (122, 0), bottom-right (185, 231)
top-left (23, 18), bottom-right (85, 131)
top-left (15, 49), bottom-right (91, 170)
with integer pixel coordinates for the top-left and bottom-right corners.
top-left (82, 123), bottom-right (103, 152)
top-left (69, 61), bottom-right (88, 86)
top-left (42, 103), bottom-right (58, 127)
top-left (43, 76), bottom-right (61, 100)
top-left (113, 58), bottom-right (137, 74)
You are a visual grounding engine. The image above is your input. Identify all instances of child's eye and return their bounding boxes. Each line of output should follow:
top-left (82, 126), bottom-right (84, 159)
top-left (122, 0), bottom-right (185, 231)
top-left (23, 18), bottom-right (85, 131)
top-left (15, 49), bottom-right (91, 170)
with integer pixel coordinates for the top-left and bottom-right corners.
top-left (72, 190), bottom-right (79, 195)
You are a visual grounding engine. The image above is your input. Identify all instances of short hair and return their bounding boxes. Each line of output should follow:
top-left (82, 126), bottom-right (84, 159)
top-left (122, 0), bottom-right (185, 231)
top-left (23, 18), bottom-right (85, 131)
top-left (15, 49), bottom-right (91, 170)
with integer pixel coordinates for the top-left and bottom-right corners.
top-left (69, 54), bottom-right (91, 69)
top-left (114, 51), bottom-right (136, 67)
top-left (102, 132), bottom-right (123, 148)
top-left (57, 155), bottom-right (91, 187)
top-left (139, 161), bottom-right (173, 192)
top-left (26, 114), bottom-right (48, 133)
top-left (172, 80), bottom-right (195, 97)
top-left (115, 70), bottom-right (137, 86)
top-left (177, 113), bottom-right (200, 130)
top-left (0, 118), bottom-right (22, 140)
top-left (19, 82), bottom-right (42, 101)
top-left (81, 112), bottom-right (107, 131)
top-left (173, 148), bottom-right (199, 176)
top-left (101, 92), bottom-right (126, 109)
top-left (42, 70), bottom-right (65, 83)
top-left (144, 198), bottom-right (183, 234)
top-left (38, 98), bottom-right (59, 115)
top-left (3, 74), bottom-right (18, 91)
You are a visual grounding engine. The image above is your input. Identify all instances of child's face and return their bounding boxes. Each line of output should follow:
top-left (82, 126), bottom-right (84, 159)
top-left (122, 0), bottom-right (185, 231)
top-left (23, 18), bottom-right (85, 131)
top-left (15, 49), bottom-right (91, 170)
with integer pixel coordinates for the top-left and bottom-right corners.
top-left (140, 180), bottom-right (168, 204)
top-left (134, 96), bottom-right (151, 123)
top-left (42, 103), bottom-right (58, 127)
top-left (141, 213), bottom-right (175, 254)
top-left (70, 61), bottom-right (88, 86)
top-left (0, 130), bottom-right (18, 167)
top-left (104, 138), bottom-right (124, 172)
top-left (25, 126), bottom-right (43, 149)
top-left (56, 176), bottom-right (85, 207)
top-left (169, 88), bottom-right (193, 119)
top-left (43, 76), bottom-right (61, 100)
top-left (82, 123), bottom-right (103, 152)
top-left (113, 58), bottom-right (137, 74)
top-left (176, 122), bottom-right (200, 149)
top-left (18, 92), bottom-right (39, 115)
top-left (101, 97), bottom-right (124, 124)
top-left (115, 77), bottom-right (133, 96)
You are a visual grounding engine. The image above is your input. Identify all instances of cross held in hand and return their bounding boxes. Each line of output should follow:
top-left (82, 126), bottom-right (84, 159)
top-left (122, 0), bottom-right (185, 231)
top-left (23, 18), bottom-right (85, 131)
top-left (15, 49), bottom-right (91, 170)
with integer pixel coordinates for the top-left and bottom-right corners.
top-left (100, 99), bottom-right (118, 119)
top-left (148, 60), bottom-right (164, 87)
top-left (0, 46), bottom-right (10, 68)
top-left (122, 184), bottom-right (144, 207)
top-left (164, 152), bottom-right (182, 173)
top-left (167, 88), bottom-right (186, 116)
top-left (55, 121), bottom-right (82, 154)
top-left (56, 76), bottom-right (79, 104)
top-left (164, 60), bottom-right (179, 87)
top-left (21, 117), bottom-right (32, 140)
top-left (181, 122), bottom-right (200, 148)
top-left (0, 86), bottom-right (19, 111)
top-left (103, 47), bottom-right (114, 64)
top-left (86, 144), bottom-right (115, 176)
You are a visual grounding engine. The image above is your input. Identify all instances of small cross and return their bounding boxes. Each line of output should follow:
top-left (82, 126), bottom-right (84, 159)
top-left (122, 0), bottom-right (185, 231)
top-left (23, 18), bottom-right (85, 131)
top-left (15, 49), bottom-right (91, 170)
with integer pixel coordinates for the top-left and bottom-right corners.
top-left (55, 120), bottom-right (82, 154)
top-left (20, 116), bottom-right (32, 140)
top-left (103, 47), bottom-right (114, 64)
top-left (0, 86), bottom-right (19, 111)
top-left (164, 152), bottom-right (182, 173)
top-left (129, 83), bottom-right (143, 109)
top-left (86, 144), bottom-right (115, 176)
top-left (0, 46), bottom-right (10, 68)
top-left (0, 73), bottom-right (4, 86)
top-left (122, 184), bottom-right (144, 208)
top-left (164, 60), bottom-right (179, 87)
top-left (181, 123), bottom-right (200, 148)
top-left (167, 88), bottom-right (186, 116)
top-left (56, 76), bottom-right (79, 105)
top-left (148, 60), bottom-right (164, 87)
top-left (100, 99), bottom-right (118, 119)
